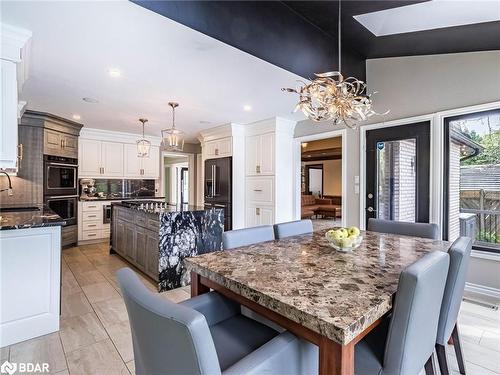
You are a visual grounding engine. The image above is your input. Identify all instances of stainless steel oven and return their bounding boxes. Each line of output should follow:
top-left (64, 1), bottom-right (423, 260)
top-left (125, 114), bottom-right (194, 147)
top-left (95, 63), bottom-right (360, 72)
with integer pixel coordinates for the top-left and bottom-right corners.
top-left (44, 155), bottom-right (78, 196)
top-left (44, 195), bottom-right (78, 226)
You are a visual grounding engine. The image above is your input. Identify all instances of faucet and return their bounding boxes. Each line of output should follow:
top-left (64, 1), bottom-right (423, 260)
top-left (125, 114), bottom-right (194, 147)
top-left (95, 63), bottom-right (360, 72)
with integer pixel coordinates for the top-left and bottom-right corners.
top-left (0, 171), bottom-right (14, 196)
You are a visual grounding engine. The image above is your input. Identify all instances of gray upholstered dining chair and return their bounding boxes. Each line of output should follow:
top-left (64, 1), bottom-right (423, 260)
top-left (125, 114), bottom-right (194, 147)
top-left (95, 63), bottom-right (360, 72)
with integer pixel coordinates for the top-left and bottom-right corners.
top-left (354, 251), bottom-right (450, 375)
top-left (274, 219), bottom-right (313, 239)
top-left (117, 267), bottom-right (309, 375)
top-left (367, 218), bottom-right (440, 239)
top-left (434, 237), bottom-right (472, 375)
top-left (222, 225), bottom-right (275, 250)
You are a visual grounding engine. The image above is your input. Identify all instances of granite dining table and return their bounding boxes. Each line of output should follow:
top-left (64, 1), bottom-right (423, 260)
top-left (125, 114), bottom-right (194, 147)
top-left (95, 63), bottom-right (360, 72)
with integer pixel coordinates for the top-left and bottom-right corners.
top-left (185, 229), bottom-right (452, 375)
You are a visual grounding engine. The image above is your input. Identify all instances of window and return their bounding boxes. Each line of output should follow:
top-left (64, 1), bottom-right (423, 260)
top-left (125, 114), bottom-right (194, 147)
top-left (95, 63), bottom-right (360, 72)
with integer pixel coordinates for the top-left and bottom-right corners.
top-left (444, 109), bottom-right (500, 253)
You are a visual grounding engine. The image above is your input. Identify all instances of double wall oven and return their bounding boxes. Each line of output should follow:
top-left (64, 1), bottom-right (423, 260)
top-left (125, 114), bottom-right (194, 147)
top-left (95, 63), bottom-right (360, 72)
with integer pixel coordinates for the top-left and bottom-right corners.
top-left (43, 155), bottom-right (78, 246)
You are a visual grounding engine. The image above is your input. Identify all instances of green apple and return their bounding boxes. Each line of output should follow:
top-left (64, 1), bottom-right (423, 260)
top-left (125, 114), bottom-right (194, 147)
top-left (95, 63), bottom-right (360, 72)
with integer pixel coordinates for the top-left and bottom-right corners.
top-left (327, 229), bottom-right (344, 241)
top-left (348, 226), bottom-right (360, 238)
top-left (338, 237), bottom-right (354, 248)
top-left (339, 228), bottom-right (349, 237)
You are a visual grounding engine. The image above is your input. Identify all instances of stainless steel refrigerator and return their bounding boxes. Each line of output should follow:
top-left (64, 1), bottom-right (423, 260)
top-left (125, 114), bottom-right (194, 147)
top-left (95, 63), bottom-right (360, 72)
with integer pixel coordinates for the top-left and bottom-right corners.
top-left (204, 157), bottom-right (232, 230)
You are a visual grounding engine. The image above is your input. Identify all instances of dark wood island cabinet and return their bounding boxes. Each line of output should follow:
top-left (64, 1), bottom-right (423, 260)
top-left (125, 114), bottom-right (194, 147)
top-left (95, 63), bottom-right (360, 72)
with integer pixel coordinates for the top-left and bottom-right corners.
top-left (111, 200), bottom-right (223, 291)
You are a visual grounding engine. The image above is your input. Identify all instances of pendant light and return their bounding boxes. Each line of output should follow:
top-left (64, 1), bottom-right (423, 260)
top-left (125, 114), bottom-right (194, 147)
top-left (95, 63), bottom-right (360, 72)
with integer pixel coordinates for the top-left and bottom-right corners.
top-left (136, 118), bottom-right (151, 157)
top-left (282, 0), bottom-right (387, 128)
top-left (161, 102), bottom-right (184, 152)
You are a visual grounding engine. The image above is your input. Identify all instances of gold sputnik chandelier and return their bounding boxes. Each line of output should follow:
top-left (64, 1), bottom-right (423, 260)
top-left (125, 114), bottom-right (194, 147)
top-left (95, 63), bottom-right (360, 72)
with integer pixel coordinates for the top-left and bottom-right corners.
top-left (282, 0), bottom-right (387, 129)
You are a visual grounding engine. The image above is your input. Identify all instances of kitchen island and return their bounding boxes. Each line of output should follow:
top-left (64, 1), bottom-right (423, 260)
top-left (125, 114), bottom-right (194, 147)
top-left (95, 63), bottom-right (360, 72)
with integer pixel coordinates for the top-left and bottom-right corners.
top-left (111, 200), bottom-right (223, 291)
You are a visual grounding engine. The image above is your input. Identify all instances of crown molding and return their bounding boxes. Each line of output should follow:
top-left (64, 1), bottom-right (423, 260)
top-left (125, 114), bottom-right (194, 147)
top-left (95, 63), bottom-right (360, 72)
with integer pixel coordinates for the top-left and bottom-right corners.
top-left (1, 23), bottom-right (32, 62)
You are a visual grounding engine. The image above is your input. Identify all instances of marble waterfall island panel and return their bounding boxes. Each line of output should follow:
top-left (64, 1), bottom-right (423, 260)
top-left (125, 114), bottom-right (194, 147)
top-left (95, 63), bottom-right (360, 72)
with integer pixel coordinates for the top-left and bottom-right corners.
top-left (158, 208), bottom-right (223, 291)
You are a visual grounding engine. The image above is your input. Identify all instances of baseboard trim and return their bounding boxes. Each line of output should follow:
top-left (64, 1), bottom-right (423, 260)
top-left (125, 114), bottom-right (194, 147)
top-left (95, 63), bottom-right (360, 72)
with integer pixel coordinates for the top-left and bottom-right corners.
top-left (465, 282), bottom-right (500, 300)
top-left (471, 250), bottom-right (500, 262)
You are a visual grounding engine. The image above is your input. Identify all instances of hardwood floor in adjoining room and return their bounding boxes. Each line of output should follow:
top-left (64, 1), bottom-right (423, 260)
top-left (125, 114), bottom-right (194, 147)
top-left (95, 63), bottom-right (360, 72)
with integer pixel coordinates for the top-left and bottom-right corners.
top-left (2, 242), bottom-right (499, 375)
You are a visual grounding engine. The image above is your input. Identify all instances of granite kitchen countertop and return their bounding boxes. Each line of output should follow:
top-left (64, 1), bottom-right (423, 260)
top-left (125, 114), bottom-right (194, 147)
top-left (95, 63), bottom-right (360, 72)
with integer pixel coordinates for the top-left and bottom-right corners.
top-left (112, 200), bottom-right (217, 216)
top-left (0, 204), bottom-right (66, 230)
top-left (185, 229), bottom-right (452, 345)
top-left (79, 196), bottom-right (166, 201)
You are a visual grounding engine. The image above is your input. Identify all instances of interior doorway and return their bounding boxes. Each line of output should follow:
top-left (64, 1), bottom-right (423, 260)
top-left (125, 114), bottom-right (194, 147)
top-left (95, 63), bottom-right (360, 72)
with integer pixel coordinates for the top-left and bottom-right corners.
top-left (296, 132), bottom-right (345, 228)
top-left (163, 154), bottom-right (189, 205)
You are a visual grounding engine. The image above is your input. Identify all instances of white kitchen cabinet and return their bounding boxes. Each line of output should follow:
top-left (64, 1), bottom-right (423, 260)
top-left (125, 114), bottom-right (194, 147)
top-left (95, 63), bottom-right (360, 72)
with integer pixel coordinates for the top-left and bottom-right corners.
top-left (244, 118), bottom-right (296, 228)
top-left (246, 204), bottom-right (274, 227)
top-left (245, 133), bottom-right (275, 176)
top-left (79, 139), bottom-right (101, 176)
top-left (0, 226), bottom-right (61, 346)
top-left (203, 137), bottom-right (232, 159)
top-left (79, 140), bottom-right (123, 177)
top-left (101, 142), bottom-right (123, 177)
top-left (245, 176), bottom-right (274, 204)
top-left (0, 24), bottom-right (31, 172)
top-left (124, 143), bottom-right (160, 179)
top-left (0, 60), bottom-right (18, 170)
top-left (78, 200), bottom-right (111, 243)
top-left (124, 143), bottom-right (142, 178)
top-left (260, 133), bottom-right (275, 174)
top-left (141, 145), bottom-right (160, 178)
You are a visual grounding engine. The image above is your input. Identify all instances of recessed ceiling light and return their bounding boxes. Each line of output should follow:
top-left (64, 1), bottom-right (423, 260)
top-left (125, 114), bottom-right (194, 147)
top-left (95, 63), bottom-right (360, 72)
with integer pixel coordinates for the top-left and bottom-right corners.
top-left (243, 105), bottom-right (252, 112)
top-left (82, 97), bottom-right (99, 103)
top-left (199, 120), bottom-right (212, 124)
top-left (72, 114), bottom-right (81, 120)
top-left (108, 68), bottom-right (121, 78)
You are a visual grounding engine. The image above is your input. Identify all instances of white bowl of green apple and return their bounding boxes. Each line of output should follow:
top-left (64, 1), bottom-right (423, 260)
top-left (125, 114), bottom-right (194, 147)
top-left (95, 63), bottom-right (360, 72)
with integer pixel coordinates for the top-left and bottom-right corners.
top-left (325, 227), bottom-right (362, 252)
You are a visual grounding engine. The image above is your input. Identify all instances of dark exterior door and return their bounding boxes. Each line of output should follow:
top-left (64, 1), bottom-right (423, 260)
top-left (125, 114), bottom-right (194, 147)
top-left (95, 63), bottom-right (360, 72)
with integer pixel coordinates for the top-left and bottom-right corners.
top-left (365, 121), bottom-right (430, 227)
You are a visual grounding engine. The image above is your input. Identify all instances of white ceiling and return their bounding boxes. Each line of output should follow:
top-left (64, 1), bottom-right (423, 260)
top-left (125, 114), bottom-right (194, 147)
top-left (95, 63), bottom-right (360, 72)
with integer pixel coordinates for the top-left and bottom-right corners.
top-left (354, 0), bottom-right (500, 37)
top-left (1, 1), bottom-right (305, 142)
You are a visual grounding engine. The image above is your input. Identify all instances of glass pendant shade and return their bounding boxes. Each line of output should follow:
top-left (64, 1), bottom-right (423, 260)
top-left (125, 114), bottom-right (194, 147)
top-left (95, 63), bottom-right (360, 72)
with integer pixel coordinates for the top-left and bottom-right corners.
top-left (137, 118), bottom-right (151, 157)
top-left (161, 102), bottom-right (184, 152)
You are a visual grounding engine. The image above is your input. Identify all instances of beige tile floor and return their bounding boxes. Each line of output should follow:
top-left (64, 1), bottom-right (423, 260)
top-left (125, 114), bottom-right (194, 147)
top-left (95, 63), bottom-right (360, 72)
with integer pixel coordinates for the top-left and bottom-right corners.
top-left (1, 242), bottom-right (499, 374)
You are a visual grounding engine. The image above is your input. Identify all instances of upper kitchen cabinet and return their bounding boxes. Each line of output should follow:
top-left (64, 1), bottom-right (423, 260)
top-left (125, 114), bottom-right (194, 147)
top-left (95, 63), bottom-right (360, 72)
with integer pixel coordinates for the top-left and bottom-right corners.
top-left (20, 110), bottom-right (83, 155)
top-left (245, 133), bottom-right (275, 176)
top-left (79, 139), bottom-right (123, 177)
top-left (203, 137), bottom-right (232, 159)
top-left (79, 129), bottom-right (160, 179)
top-left (42, 119), bottom-right (81, 159)
top-left (124, 143), bottom-right (160, 179)
top-left (79, 139), bottom-right (101, 176)
top-left (0, 24), bottom-right (31, 172)
top-left (101, 141), bottom-right (124, 176)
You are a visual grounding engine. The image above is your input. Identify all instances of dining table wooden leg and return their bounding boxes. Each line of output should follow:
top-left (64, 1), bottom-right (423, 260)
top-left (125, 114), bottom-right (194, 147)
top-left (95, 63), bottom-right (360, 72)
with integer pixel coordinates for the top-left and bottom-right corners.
top-left (319, 337), bottom-right (354, 375)
top-left (190, 271), bottom-right (209, 297)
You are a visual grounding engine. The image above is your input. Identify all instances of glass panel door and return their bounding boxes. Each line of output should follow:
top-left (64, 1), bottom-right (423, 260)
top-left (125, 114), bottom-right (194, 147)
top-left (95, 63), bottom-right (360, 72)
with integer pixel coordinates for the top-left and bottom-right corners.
top-left (376, 139), bottom-right (417, 222)
top-left (366, 122), bottom-right (430, 227)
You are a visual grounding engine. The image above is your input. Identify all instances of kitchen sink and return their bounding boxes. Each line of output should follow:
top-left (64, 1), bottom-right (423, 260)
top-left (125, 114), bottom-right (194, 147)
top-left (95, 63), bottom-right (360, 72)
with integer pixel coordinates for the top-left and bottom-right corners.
top-left (0, 206), bottom-right (40, 213)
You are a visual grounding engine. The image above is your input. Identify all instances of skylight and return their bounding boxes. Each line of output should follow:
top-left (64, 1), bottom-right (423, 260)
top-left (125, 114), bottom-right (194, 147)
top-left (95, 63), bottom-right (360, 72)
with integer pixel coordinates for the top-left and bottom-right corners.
top-left (354, 0), bottom-right (500, 37)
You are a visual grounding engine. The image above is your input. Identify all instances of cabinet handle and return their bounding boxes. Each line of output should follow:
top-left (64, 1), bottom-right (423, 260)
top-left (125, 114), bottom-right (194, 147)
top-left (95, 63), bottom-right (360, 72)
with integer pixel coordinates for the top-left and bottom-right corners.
top-left (256, 165), bottom-right (261, 174)
top-left (256, 207), bottom-right (260, 216)
top-left (253, 189), bottom-right (263, 192)
top-left (87, 234), bottom-right (97, 237)
top-left (60, 139), bottom-right (64, 148)
top-left (88, 224), bottom-right (97, 227)
top-left (17, 144), bottom-right (23, 162)
top-left (215, 148), bottom-right (219, 156)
